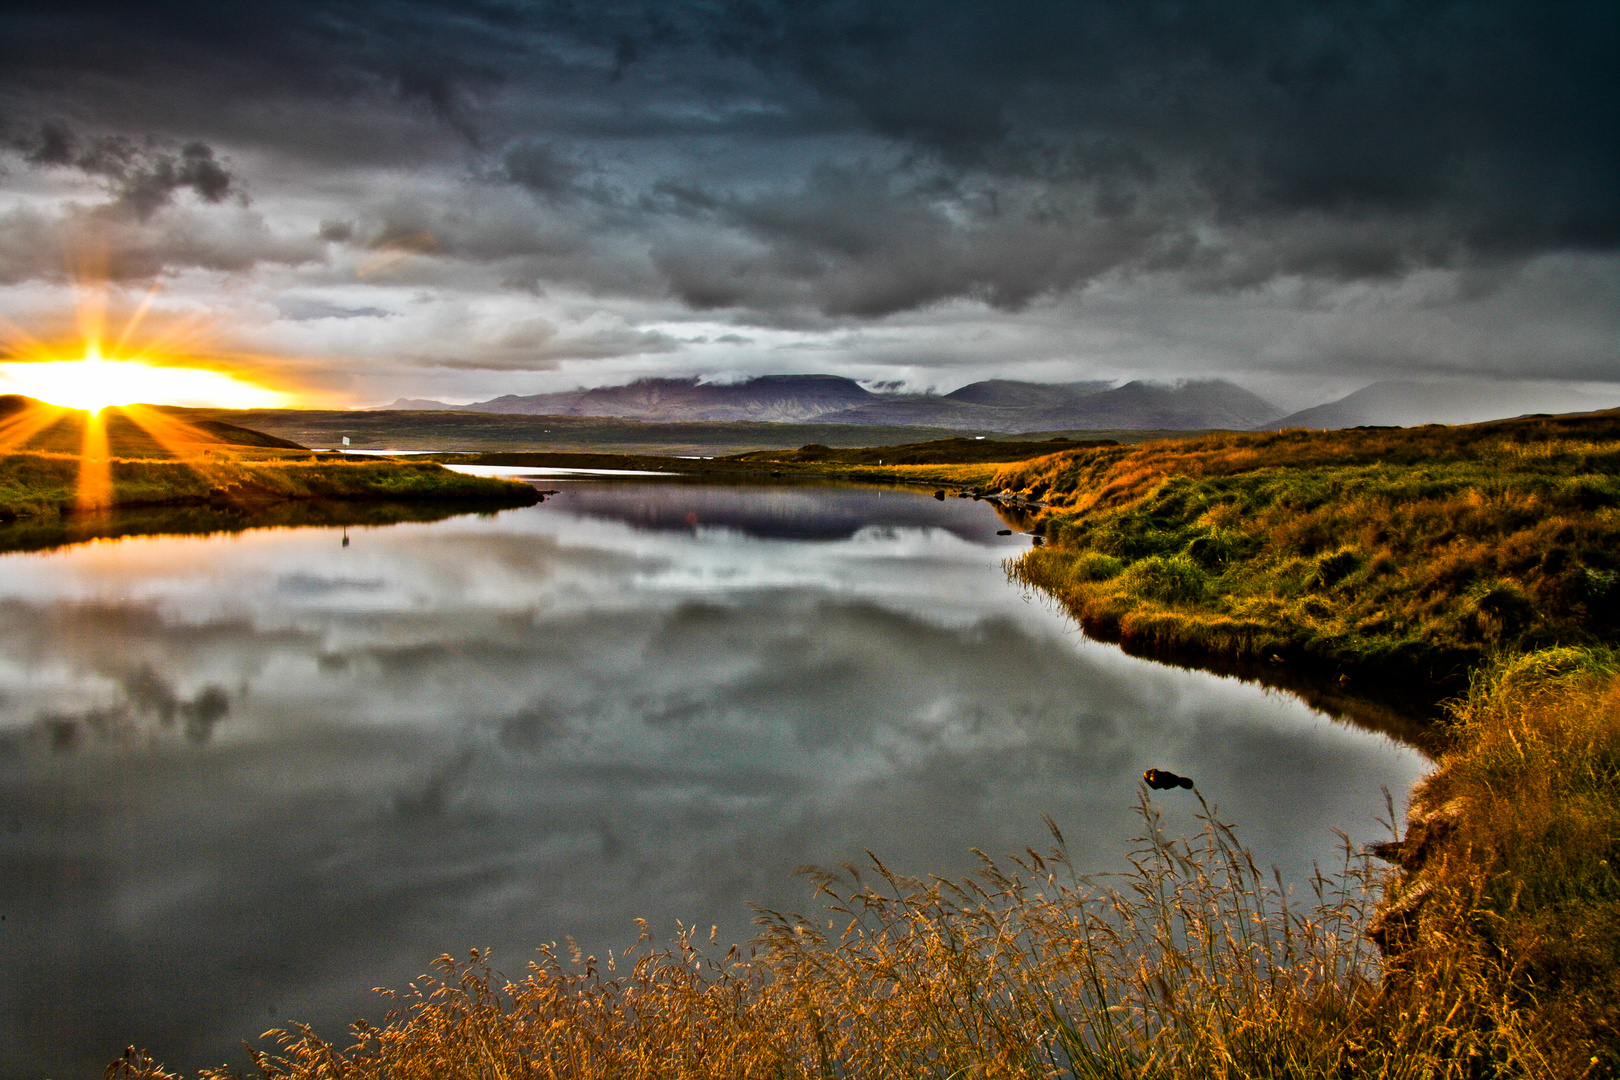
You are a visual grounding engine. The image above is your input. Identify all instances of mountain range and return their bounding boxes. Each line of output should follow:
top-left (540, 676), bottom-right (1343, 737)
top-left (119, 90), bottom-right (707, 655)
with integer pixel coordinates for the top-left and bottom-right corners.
top-left (382, 375), bottom-right (1284, 432)
top-left (1260, 380), bottom-right (1620, 430)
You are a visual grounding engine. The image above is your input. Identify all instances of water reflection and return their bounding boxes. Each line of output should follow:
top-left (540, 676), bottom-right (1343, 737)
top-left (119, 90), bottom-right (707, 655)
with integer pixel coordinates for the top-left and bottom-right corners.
top-left (0, 482), bottom-right (1427, 1077)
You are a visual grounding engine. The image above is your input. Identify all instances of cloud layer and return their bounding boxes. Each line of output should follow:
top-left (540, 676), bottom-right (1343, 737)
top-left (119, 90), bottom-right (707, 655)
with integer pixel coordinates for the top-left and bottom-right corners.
top-left (0, 1), bottom-right (1614, 405)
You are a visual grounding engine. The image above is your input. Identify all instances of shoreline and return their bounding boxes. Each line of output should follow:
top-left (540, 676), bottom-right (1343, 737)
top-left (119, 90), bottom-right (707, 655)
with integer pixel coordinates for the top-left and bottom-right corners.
top-left (0, 450), bottom-right (540, 528)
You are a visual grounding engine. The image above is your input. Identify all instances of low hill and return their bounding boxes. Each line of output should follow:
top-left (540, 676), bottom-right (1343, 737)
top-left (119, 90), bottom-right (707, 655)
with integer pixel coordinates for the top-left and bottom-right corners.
top-left (184, 419), bottom-right (308, 450)
top-left (0, 399), bottom-right (308, 457)
top-left (732, 435), bottom-right (1119, 466)
top-left (162, 406), bottom-right (1208, 455)
top-left (942, 379), bottom-right (1112, 407)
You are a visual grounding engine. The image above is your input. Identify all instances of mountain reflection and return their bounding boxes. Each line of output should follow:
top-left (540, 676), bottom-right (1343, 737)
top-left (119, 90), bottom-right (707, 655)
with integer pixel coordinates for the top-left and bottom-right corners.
top-left (547, 479), bottom-right (1021, 542)
top-left (0, 483), bottom-right (1426, 1077)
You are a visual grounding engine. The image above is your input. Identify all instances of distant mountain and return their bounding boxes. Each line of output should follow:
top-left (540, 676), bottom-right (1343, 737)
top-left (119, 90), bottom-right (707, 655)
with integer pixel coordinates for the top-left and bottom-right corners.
top-left (1261, 380), bottom-right (1620, 429)
top-left (1053, 380), bottom-right (1282, 430)
top-left (382, 398), bottom-right (459, 410)
top-left (457, 374), bottom-right (878, 422)
top-left (378, 374), bottom-right (1280, 432)
top-left (942, 379), bottom-right (1112, 408)
top-left (819, 379), bottom-right (1281, 430)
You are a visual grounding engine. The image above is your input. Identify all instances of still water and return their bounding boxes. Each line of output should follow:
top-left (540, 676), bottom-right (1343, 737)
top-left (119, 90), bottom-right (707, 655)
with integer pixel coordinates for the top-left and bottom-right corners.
top-left (0, 481), bottom-right (1426, 1077)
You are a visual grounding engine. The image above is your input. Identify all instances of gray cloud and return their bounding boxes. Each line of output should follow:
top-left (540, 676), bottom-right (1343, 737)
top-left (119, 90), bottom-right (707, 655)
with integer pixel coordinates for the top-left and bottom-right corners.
top-left (411, 325), bottom-right (680, 371)
top-left (0, 0), bottom-right (1612, 397)
top-left (14, 122), bottom-right (236, 219)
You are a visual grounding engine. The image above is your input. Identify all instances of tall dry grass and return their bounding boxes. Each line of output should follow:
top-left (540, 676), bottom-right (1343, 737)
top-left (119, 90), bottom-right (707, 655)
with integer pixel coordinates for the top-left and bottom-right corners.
top-left (107, 794), bottom-right (1578, 1080)
top-left (1379, 648), bottom-right (1620, 1074)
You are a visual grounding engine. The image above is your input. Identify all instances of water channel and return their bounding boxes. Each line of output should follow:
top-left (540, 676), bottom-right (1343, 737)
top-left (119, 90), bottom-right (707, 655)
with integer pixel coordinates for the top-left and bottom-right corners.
top-left (0, 479), bottom-right (1428, 1077)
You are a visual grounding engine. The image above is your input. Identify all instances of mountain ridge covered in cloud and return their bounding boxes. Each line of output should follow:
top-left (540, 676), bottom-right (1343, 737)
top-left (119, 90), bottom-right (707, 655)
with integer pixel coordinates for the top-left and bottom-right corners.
top-left (1263, 380), bottom-right (1620, 430)
top-left (380, 374), bottom-right (1283, 431)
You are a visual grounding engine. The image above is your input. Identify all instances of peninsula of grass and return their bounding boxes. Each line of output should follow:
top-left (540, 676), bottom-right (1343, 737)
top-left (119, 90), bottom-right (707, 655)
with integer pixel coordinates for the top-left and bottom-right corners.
top-left (0, 450), bottom-right (538, 525)
top-left (985, 410), bottom-right (1620, 696)
top-left (0, 398), bottom-right (541, 530)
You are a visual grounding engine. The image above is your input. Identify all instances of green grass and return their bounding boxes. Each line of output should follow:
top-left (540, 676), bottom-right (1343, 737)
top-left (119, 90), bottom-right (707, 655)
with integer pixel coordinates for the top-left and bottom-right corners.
top-left (0, 497), bottom-right (518, 555)
top-left (999, 413), bottom-right (1620, 692)
top-left (0, 451), bottom-right (539, 526)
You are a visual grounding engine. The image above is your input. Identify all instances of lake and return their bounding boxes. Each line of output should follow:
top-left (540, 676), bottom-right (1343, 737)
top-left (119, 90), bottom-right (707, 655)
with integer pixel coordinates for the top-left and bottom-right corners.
top-left (0, 480), bottom-right (1427, 1077)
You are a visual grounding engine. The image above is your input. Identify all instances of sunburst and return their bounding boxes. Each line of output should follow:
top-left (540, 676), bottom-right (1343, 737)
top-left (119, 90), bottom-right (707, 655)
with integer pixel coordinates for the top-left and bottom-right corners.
top-left (0, 276), bottom-right (298, 513)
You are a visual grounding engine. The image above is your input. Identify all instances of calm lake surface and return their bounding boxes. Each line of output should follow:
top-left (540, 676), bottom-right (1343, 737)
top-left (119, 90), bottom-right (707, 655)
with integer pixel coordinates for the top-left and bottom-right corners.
top-left (0, 480), bottom-right (1427, 1077)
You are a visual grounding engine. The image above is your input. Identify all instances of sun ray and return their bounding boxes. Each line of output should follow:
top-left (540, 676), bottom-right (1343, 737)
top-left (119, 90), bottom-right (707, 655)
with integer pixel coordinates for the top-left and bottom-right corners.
top-left (0, 400), bottom-right (69, 455)
top-left (107, 282), bottom-right (164, 357)
top-left (0, 313), bottom-right (57, 358)
top-left (119, 403), bottom-right (231, 460)
top-left (0, 264), bottom-right (295, 412)
top-left (75, 408), bottom-right (112, 513)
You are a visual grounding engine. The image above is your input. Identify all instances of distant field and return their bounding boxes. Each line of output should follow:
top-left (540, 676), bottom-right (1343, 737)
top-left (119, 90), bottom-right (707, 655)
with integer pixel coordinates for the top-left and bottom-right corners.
top-left (160, 406), bottom-right (1206, 455)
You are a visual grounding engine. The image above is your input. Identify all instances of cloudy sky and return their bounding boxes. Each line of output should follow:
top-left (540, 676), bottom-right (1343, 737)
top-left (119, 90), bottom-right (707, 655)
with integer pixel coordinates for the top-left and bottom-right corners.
top-left (0, 0), bottom-right (1615, 409)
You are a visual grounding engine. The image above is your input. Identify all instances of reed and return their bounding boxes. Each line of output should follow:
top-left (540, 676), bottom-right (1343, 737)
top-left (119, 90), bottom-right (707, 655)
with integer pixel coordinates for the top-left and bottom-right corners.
top-left (1376, 648), bottom-right (1620, 1075)
top-left (106, 782), bottom-right (1591, 1080)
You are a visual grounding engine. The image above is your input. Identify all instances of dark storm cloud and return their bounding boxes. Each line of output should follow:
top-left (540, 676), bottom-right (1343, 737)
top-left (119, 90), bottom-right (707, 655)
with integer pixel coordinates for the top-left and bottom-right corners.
top-left (5, 3), bottom-right (1612, 224)
top-left (725, 1), bottom-right (1618, 251)
top-left (647, 162), bottom-right (1166, 316)
top-left (501, 141), bottom-right (583, 199)
top-left (0, 0), bottom-right (1613, 368)
top-left (411, 325), bottom-right (680, 370)
top-left (0, 200), bottom-right (323, 284)
top-left (11, 121), bottom-right (236, 218)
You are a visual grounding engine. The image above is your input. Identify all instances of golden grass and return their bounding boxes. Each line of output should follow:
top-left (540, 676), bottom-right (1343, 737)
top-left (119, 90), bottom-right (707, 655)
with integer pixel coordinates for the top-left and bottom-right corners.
top-left (1376, 649), bottom-right (1620, 1074)
top-left (106, 788), bottom-right (1593, 1080)
top-left (1003, 415), bottom-right (1620, 686)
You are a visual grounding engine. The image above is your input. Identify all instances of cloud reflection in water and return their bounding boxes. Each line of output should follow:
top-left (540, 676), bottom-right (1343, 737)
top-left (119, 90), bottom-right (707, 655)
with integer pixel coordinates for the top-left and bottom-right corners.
top-left (0, 482), bottom-right (1426, 1076)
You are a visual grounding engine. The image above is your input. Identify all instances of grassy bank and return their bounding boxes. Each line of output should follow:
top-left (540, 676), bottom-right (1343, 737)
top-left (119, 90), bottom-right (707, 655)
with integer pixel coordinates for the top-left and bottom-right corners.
top-left (105, 654), bottom-right (1613, 1080)
top-left (0, 451), bottom-right (538, 526)
top-left (0, 497), bottom-right (519, 555)
top-left (994, 412), bottom-right (1620, 692)
top-left (1372, 648), bottom-right (1620, 1071)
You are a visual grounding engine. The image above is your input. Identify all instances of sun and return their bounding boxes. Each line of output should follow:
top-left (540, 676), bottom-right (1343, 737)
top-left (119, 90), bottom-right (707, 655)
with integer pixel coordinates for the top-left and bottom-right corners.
top-left (0, 345), bottom-right (290, 413)
top-left (0, 272), bottom-right (297, 413)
